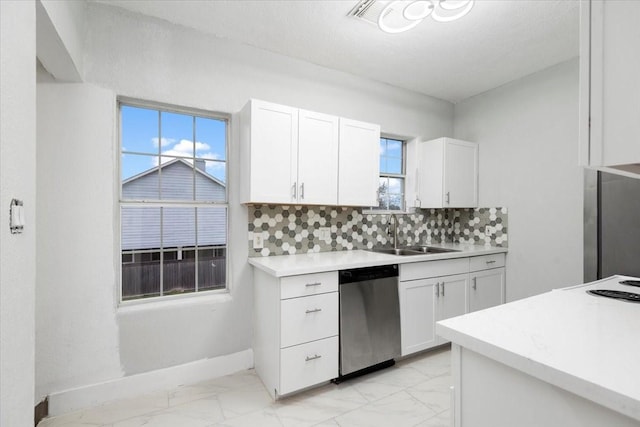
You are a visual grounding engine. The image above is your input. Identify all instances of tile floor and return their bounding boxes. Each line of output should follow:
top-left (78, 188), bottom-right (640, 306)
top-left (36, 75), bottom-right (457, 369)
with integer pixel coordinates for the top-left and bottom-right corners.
top-left (38, 346), bottom-right (452, 427)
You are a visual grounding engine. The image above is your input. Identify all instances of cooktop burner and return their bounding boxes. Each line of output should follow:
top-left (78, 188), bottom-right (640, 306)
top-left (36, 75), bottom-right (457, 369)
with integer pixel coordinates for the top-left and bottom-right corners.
top-left (620, 280), bottom-right (640, 287)
top-left (588, 289), bottom-right (640, 303)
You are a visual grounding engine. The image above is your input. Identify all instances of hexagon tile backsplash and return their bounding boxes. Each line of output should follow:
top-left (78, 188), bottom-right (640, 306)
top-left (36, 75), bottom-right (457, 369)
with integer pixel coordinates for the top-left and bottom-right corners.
top-left (248, 205), bottom-right (508, 257)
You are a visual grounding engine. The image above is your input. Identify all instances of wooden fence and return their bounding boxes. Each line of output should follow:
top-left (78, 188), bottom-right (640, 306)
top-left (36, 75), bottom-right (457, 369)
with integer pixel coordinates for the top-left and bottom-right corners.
top-left (122, 256), bottom-right (226, 299)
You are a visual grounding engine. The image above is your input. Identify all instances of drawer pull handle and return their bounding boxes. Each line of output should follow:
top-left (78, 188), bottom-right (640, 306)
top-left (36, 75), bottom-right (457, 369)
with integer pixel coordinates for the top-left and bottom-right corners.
top-left (472, 277), bottom-right (477, 290)
top-left (442, 282), bottom-right (445, 296)
top-left (305, 308), bottom-right (322, 314)
top-left (305, 354), bottom-right (322, 362)
top-left (305, 282), bottom-right (322, 287)
top-left (486, 260), bottom-right (496, 264)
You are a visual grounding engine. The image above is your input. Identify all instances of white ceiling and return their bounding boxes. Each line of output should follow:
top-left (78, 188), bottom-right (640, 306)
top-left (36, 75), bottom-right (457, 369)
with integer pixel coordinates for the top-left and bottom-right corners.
top-left (94, 0), bottom-right (580, 103)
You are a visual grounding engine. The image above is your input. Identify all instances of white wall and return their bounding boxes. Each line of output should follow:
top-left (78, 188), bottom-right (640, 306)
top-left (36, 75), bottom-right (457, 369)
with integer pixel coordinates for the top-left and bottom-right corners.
top-left (35, 2), bottom-right (454, 404)
top-left (0, 1), bottom-right (37, 425)
top-left (36, 84), bottom-right (124, 400)
top-left (454, 58), bottom-right (583, 301)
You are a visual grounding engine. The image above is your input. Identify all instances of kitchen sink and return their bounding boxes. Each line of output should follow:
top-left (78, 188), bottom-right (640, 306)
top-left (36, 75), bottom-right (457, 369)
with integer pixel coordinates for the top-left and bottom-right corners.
top-left (368, 248), bottom-right (425, 256)
top-left (404, 246), bottom-right (460, 254)
top-left (368, 246), bottom-right (460, 256)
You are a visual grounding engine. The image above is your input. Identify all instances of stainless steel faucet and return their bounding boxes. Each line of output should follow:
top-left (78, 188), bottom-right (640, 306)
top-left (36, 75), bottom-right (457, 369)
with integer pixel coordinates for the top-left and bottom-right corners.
top-left (389, 213), bottom-right (399, 250)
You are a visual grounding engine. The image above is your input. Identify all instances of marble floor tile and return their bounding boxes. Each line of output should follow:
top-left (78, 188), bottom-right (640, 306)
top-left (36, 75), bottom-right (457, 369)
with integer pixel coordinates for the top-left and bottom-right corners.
top-left (39, 348), bottom-right (451, 427)
top-left (333, 390), bottom-right (438, 427)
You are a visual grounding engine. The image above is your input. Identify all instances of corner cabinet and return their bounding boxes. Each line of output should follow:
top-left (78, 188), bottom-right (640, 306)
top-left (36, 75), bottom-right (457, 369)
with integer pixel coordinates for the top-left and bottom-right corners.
top-left (417, 138), bottom-right (478, 208)
top-left (580, 1), bottom-right (640, 175)
top-left (240, 99), bottom-right (379, 206)
top-left (253, 269), bottom-right (339, 399)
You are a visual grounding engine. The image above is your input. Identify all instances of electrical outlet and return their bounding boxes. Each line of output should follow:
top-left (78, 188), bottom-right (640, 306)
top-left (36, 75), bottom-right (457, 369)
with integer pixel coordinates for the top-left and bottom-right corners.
top-left (319, 227), bottom-right (330, 240)
top-left (253, 233), bottom-right (264, 249)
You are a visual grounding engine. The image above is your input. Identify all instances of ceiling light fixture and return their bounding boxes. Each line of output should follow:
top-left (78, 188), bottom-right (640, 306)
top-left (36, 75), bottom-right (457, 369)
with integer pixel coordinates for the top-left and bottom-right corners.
top-left (376, 0), bottom-right (474, 34)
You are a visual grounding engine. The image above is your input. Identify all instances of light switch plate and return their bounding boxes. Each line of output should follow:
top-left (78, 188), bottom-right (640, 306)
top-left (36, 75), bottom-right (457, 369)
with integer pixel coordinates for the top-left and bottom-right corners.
top-left (253, 233), bottom-right (264, 249)
top-left (319, 227), bottom-right (330, 240)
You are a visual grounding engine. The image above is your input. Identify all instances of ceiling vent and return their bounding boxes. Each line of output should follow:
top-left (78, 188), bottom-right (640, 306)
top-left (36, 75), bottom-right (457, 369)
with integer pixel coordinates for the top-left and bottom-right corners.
top-left (348, 0), bottom-right (386, 25)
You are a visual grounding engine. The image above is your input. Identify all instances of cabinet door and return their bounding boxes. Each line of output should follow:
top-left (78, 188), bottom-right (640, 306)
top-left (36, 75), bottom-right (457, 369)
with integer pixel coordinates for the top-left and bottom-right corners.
top-left (338, 118), bottom-right (380, 206)
top-left (249, 100), bottom-right (298, 203)
top-left (469, 267), bottom-right (505, 313)
top-left (436, 273), bottom-right (469, 345)
top-left (298, 110), bottom-right (339, 205)
top-left (444, 139), bottom-right (478, 207)
top-left (586, 1), bottom-right (640, 169)
top-left (399, 279), bottom-right (437, 356)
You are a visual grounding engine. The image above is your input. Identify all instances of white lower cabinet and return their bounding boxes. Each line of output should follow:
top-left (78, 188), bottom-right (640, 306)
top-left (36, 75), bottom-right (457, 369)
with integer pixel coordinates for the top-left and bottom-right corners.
top-left (399, 278), bottom-right (438, 355)
top-left (280, 336), bottom-right (339, 395)
top-left (400, 254), bottom-right (506, 356)
top-left (468, 253), bottom-right (506, 313)
top-left (399, 260), bottom-right (469, 356)
top-left (253, 270), bottom-right (339, 399)
top-left (469, 267), bottom-right (506, 313)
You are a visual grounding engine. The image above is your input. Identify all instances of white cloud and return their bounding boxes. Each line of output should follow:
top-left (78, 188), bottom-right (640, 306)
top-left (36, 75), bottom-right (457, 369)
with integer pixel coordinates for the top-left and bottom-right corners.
top-left (152, 137), bottom-right (175, 148)
top-left (151, 139), bottom-right (224, 171)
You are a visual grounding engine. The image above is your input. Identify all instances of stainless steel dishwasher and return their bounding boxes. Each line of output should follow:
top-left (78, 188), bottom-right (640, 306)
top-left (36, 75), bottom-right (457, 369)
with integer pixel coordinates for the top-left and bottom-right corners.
top-left (337, 264), bottom-right (401, 380)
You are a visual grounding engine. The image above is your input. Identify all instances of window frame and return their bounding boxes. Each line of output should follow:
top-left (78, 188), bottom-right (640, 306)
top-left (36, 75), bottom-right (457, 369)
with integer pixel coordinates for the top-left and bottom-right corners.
top-left (376, 135), bottom-right (407, 212)
top-left (117, 97), bottom-right (231, 305)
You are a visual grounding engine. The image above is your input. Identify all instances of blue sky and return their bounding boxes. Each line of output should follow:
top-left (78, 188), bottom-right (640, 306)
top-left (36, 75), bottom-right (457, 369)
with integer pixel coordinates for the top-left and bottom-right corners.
top-left (121, 105), bottom-right (227, 182)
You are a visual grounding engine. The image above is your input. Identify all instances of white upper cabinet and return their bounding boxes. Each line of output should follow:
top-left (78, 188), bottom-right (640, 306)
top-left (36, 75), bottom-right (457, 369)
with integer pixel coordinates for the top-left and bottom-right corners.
top-left (241, 100), bottom-right (378, 206)
top-left (240, 100), bottom-right (298, 204)
top-left (580, 1), bottom-right (640, 176)
top-left (417, 137), bottom-right (478, 208)
top-left (298, 110), bottom-right (339, 205)
top-left (338, 118), bottom-right (380, 206)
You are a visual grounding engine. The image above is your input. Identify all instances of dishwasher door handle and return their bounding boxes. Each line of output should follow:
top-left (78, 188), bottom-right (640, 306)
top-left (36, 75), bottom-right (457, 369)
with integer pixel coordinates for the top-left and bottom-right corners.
top-left (305, 308), bottom-right (322, 314)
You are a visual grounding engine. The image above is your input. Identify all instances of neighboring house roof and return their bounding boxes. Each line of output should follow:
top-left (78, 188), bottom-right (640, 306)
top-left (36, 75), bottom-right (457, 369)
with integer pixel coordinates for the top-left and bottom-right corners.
top-left (122, 157), bottom-right (225, 187)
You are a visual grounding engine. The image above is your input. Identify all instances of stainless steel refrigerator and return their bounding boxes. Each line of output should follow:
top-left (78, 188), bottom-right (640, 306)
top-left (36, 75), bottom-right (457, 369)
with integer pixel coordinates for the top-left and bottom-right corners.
top-left (587, 171), bottom-right (640, 279)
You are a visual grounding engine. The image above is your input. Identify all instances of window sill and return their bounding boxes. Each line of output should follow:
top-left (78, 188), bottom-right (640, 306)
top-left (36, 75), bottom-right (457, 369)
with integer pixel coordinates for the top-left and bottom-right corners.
top-left (117, 289), bottom-right (232, 313)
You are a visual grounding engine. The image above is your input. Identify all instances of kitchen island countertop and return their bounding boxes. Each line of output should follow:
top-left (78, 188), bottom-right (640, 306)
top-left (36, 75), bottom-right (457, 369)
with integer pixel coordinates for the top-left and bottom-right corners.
top-left (437, 275), bottom-right (640, 423)
top-left (248, 243), bottom-right (507, 277)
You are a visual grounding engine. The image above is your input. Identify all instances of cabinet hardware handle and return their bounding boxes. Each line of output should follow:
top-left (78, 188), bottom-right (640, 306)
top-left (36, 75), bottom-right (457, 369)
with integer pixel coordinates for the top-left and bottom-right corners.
top-left (292, 181), bottom-right (297, 199)
top-left (436, 282), bottom-right (440, 297)
top-left (300, 182), bottom-right (305, 199)
top-left (305, 282), bottom-right (322, 287)
top-left (445, 191), bottom-right (450, 204)
top-left (472, 277), bottom-right (477, 290)
top-left (442, 282), bottom-right (445, 296)
top-left (305, 308), bottom-right (322, 314)
top-left (486, 260), bottom-right (496, 264)
top-left (305, 354), bottom-right (322, 362)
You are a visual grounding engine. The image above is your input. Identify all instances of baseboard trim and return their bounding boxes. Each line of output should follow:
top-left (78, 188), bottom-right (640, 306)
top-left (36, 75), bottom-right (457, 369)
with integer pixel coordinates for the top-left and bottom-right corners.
top-left (47, 349), bottom-right (253, 417)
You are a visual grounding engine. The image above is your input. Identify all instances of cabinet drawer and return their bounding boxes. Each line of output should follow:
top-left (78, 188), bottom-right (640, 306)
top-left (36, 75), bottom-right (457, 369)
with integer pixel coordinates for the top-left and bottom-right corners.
top-left (279, 336), bottom-right (339, 395)
top-left (400, 258), bottom-right (469, 281)
top-left (281, 271), bottom-right (338, 299)
top-left (280, 292), bottom-right (338, 348)
top-left (469, 253), bottom-right (505, 272)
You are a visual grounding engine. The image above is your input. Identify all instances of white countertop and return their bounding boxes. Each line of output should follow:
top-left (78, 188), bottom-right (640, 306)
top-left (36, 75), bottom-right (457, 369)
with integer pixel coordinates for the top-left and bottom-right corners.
top-left (248, 243), bottom-right (507, 277)
top-left (437, 275), bottom-right (640, 422)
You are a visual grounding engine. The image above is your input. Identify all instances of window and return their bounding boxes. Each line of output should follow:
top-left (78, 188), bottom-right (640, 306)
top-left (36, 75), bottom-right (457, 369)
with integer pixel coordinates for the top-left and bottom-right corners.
top-left (119, 100), bottom-right (228, 301)
top-left (377, 137), bottom-right (405, 210)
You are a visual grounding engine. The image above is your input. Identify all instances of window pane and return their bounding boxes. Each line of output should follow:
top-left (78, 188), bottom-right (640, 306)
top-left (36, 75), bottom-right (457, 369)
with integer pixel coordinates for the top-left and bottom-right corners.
top-left (121, 207), bottom-right (161, 300)
top-left (161, 112), bottom-right (194, 159)
top-left (386, 157), bottom-right (402, 174)
top-left (388, 177), bottom-right (404, 195)
top-left (197, 207), bottom-right (227, 247)
top-left (386, 139), bottom-right (402, 157)
top-left (197, 247), bottom-right (226, 291)
top-left (159, 156), bottom-right (195, 201)
top-left (378, 177), bottom-right (389, 210)
top-left (162, 207), bottom-right (196, 295)
top-left (163, 249), bottom-right (195, 296)
top-left (122, 153), bottom-right (160, 199)
top-left (195, 162), bottom-right (226, 201)
top-left (121, 106), bottom-right (159, 155)
top-left (196, 117), bottom-right (226, 161)
top-left (389, 194), bottom-right (403, 211)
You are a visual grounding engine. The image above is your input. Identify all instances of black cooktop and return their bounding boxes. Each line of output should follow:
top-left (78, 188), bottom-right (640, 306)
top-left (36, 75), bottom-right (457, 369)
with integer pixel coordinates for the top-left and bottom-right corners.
top-left (587, 289), bottom-right (640, 303)
top-left (620, 279), bottom-right (640, 287)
